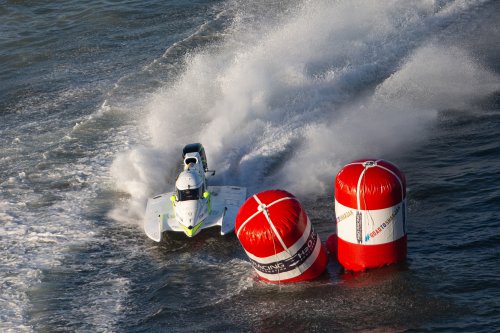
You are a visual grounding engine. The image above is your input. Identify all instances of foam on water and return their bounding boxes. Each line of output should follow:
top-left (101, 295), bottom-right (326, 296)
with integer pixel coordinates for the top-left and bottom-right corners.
top-left (0, 108), bottom-right (138, 332)
top-left (0, 1), bottom-right (222, 331)
top-left (111, 0), bottom-right (500, 223)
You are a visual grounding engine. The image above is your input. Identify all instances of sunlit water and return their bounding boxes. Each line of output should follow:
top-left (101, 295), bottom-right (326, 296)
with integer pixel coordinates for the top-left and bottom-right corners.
top-left (1, 1), bottom-right (499, 332)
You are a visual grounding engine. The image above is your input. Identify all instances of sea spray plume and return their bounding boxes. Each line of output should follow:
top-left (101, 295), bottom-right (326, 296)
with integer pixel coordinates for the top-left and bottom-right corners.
top-left (375, 45), bottom-right (500, 111)
top-left (197, 0), bottom-right (437, 187)
top-left (109, 0), bottom-right (500, 224)
top-left (109, 147), bottom-right (174, 223)
top-left (280, 44), bottom-right (500, 195)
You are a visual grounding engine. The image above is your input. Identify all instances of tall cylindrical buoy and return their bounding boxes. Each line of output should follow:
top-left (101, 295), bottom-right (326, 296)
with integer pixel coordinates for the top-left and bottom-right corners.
top-left (235, 190), bottom-right (328, 283)
top-left (334, 159), bottom-right (407, 271)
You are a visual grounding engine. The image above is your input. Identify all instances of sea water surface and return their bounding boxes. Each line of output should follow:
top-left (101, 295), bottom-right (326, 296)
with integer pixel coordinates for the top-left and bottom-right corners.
top-left (1, 0), bottom-right (499, 332)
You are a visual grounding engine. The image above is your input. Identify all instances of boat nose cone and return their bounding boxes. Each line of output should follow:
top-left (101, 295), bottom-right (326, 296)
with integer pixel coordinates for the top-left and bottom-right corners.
top-left (176, 199), bottom-right (207, 237)
top-left (180, 220), bottom-right (203, 237)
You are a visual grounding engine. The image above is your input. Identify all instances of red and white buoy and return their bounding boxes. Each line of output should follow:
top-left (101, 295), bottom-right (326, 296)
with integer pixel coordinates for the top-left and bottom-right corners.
top-left (235, 189), bottom-right (328, 283)
top-left (332, 159), bottom-right (407, 271)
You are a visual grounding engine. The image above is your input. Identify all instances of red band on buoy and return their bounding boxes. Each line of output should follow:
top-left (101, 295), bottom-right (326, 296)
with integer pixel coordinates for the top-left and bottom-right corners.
top-left (335, 159), bottom-right (406, 210)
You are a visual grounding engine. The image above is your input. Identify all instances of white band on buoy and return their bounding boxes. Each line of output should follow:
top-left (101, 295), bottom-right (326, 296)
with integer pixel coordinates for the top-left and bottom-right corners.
top-left (336, 200), bottom-right (406, 245)
top-left (241, 217), bottom-right (323, 281)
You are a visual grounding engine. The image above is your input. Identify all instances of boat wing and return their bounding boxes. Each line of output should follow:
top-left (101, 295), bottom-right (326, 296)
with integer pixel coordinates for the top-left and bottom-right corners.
top-left (208, 186), bottom-right (247, 235)
top-left (144, 192), bottom-right (180, 242)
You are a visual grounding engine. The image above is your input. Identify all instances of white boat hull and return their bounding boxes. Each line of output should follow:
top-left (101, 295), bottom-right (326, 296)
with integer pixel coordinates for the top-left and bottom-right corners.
top-left (144, 186), bottom-right (247, 242)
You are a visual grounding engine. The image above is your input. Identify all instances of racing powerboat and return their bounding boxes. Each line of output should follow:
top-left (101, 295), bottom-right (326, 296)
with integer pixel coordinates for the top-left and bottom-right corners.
top-left (144, 143), bottom-right (247, 241)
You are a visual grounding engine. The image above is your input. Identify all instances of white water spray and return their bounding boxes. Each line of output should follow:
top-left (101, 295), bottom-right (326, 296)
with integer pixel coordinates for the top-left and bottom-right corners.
top-left (110, 0), bottom-right (500, 223)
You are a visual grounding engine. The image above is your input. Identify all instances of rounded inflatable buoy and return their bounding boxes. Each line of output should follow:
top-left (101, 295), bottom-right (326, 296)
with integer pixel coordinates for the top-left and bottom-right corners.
top-left (235, 190), bottom-right (328, 283)
top-left (334, 159), bottom-right (407, 271)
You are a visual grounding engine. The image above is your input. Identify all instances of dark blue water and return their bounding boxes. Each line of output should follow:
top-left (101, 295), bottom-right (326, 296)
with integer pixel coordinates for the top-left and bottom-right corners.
top-left (1, 0), bottom-right (499, 332)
